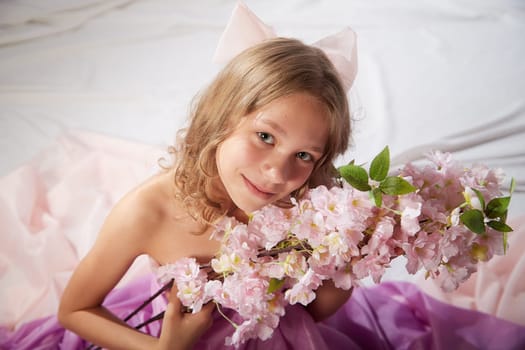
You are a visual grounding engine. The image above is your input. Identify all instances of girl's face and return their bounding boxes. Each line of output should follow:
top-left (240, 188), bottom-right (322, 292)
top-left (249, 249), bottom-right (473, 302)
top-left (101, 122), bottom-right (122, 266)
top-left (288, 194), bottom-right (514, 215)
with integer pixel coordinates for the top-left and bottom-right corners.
top-left (216, 93), bottom-right (329, 214)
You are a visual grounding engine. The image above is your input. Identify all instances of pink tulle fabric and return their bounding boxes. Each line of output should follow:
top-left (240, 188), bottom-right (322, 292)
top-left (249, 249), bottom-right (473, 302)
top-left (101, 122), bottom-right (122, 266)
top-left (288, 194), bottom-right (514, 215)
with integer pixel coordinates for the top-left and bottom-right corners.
top-left (1, 132), bottom-right (524, 349)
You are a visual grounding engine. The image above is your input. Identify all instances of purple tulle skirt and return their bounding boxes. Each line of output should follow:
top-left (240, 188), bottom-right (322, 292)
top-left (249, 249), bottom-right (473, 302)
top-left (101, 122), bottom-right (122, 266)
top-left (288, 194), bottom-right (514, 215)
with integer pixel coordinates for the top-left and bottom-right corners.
top-left (2, 274), bottom-right (525, 350)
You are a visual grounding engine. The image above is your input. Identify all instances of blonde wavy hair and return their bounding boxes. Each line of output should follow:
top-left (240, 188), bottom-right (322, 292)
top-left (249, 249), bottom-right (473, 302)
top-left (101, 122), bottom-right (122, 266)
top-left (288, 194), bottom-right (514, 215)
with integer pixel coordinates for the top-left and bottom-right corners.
top-left (171, 37), bottom-right (351, 224)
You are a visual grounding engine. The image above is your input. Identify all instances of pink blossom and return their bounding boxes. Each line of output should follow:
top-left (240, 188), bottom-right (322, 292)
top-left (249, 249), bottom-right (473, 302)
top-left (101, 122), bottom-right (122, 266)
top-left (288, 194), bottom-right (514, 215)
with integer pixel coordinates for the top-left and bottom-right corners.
top-left (259, 256), bottom-right (286, 280)
top-left (341, 228), bottom-right (364, 256)
top-left (155, 150), bottom-right (512, 347)
top-left (340, 184), bottom-right (375, 232)
top-left (309, 185), bottom-right (341, 216)
top-left (402, 230), bottom-right (441, 274)
top-left (157, 258), bottom-right (210, 312)
top-left (461, 164), bottom-right (505, 200)
top-left (279, 250), bottom-right (308, 279)
top-left (211, 252), bottom-right (242, 274)
top-left (217, 272), bottom-right (270, 317)
top-left (435, 254), bottom-right (477, 292)
top-left (439, 225), bottom-right (475, 260)
top-left (472, 228), bottom-right (506, 260)
top-left (250, 205), bottom-right (292, 250)
top-left (292, 208), bottom-right (326, 247)
top-left (398, 193), bottom-right (422, 236)
top-left (226, 315), bottom-right (279, 346)
top-left (226, 224), bottom-right (260, 260)
top-left (210, 216), bottom-right (240, 241)
top-left (309, 245), bottom-right (338, 275)
top-left (353, 253), bottom-right (388, 283)
top-left (323, 231), bottom-right (349, 256)
top-left (331, 264), bottom-right (355, 290)
top-left (284, 268), bottom-right (321, 305)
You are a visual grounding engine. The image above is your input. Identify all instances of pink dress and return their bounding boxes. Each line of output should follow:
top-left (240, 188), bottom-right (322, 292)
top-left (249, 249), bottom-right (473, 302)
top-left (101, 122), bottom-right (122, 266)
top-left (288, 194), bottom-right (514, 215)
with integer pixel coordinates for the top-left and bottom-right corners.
top-left (2, 273), bottom-right (525, 349)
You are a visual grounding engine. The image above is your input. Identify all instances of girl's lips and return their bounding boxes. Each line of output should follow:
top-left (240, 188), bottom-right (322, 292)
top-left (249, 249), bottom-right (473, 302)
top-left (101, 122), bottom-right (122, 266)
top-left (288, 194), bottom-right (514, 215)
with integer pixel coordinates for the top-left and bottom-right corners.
top-left (242, 175), bottom-right (274, 199)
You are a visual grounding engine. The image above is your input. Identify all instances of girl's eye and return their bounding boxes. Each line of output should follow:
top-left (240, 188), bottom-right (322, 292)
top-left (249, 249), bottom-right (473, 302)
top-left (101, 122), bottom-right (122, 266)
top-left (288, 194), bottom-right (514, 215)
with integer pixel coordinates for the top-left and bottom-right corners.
top-left (297, 152), bottom-right (313, 162)
top-left (257, 132), bottom-right (274, 144)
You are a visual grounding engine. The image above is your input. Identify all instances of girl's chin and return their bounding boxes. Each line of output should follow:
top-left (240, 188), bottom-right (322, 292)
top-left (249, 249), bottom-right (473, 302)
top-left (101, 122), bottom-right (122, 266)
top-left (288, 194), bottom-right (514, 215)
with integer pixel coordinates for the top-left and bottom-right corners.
top-left (236, 202), bottom-right (264, 214)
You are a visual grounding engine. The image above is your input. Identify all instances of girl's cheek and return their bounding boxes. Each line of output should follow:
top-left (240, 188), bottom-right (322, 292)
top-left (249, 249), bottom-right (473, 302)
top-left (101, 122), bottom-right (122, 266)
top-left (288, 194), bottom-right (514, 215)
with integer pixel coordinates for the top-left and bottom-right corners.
top-left (245, 139), bottom-right (267, 160)
top-left (290, 163), bottom-right (314, 185)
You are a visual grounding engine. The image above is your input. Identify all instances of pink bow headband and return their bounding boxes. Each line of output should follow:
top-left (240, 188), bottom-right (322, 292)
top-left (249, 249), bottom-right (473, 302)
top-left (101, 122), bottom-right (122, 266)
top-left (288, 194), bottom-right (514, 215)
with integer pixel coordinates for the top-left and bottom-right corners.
top-left (213, 1), bottom-right (358, 92)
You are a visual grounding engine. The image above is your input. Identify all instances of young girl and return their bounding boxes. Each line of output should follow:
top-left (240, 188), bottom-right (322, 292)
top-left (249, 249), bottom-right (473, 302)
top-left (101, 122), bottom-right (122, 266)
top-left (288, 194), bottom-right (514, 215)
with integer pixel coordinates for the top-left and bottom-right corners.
top-left (3, 3), bottom-right (524, 349)
top-left (55, 36), bottom-right (355, 349)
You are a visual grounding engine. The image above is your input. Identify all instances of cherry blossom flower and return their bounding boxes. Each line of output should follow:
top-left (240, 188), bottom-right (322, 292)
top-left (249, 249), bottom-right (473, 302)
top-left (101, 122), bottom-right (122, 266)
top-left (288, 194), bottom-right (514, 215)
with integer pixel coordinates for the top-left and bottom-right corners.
top-left (156, 150), bottom-right (512, 347)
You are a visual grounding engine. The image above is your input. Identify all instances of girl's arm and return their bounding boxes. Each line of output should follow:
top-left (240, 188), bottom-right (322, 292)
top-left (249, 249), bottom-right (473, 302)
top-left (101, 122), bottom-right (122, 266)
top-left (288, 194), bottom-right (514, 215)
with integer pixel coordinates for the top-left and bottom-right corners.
top-left (57, 190), bottom-right (212, 350)
top-left (306, 280), bottom-right (353, 322)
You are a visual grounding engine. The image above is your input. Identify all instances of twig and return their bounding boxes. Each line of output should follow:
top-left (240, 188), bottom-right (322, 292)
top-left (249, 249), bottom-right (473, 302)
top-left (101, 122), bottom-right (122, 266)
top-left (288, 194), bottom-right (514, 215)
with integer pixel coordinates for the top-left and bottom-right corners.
top-left (84, 279), bottom-right (174, 350)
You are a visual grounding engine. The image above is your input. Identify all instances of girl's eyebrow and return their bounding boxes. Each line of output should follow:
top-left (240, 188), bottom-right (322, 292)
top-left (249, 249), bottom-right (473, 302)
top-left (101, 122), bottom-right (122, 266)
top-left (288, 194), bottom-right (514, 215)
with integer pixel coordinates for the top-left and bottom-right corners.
top-left (258, 118), bottom-right (287, 136)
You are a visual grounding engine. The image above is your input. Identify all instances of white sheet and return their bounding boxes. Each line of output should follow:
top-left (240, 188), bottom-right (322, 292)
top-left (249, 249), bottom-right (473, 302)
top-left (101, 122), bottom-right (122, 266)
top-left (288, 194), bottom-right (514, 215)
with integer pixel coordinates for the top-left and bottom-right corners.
top-left (2, 0), bottom-right (523, 218)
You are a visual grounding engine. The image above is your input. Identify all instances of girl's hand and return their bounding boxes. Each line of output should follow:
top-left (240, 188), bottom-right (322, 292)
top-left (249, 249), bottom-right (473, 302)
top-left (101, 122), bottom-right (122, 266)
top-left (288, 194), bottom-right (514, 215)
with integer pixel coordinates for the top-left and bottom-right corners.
top-left (306, 280), bottom-right (353, 322)
top-left (157, 284), bottom-right (214, 350)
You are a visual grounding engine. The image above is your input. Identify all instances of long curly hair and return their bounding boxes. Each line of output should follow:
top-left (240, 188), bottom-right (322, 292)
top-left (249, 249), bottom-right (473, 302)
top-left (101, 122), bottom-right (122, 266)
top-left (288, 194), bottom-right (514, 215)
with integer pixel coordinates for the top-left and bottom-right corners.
top-left (171, 37), bottom-right (352, 225)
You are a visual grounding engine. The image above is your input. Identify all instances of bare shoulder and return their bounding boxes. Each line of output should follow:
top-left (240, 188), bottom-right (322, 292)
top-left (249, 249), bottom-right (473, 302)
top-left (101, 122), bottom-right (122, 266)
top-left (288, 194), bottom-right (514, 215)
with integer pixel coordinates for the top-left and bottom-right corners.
top-left (93, 169), bottom-right (219, 265)
top-left (98, 170), bottom-right (180, 253)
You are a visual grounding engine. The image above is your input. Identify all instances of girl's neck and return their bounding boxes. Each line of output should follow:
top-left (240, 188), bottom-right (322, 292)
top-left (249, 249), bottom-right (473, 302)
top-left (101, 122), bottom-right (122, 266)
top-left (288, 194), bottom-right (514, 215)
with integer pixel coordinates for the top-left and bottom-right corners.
top-left (209, 177), bottom-right (250, 223)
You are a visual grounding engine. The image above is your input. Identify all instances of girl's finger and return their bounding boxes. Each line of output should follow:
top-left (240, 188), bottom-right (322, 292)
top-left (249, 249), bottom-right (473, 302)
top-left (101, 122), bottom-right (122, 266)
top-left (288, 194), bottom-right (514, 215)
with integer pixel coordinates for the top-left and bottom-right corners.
top-left (183, 302), bottom-right (214, 336)
top-left (165, 283), bottom-right (182, 318)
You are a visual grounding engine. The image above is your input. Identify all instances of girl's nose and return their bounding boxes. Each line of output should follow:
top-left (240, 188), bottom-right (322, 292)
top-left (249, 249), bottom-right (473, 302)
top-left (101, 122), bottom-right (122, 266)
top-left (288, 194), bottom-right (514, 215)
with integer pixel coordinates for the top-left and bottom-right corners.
top-left (263, 154), bottom-right (289, 184)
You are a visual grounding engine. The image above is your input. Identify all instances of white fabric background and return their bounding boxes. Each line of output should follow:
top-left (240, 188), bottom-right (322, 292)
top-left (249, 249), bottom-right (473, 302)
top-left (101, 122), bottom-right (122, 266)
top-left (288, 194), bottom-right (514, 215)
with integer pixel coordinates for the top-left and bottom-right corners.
top-left (0, 0), bottom-right (524, 220)
top-left (2, 0), bottom-right (523, 217)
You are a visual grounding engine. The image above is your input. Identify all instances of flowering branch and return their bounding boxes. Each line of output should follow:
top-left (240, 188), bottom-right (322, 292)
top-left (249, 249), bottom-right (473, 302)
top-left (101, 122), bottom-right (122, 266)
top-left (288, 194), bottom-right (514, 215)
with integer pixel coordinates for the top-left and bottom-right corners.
top-left (114, 147), bottom-right (514, 348)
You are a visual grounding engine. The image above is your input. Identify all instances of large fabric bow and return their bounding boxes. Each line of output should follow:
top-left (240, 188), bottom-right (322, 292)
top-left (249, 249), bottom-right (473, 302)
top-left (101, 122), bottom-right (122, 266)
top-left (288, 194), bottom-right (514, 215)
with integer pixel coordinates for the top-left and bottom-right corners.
top-left (213, 1), bottom-right (358, 92)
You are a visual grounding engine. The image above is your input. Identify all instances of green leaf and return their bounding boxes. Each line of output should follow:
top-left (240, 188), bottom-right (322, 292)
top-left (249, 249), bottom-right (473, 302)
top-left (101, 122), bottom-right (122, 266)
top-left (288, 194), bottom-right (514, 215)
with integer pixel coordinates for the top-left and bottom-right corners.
top-left (369, 146), bottom-right (390, 181)
top-left (460, 209), bottom-right (486, 234)
top-left (379, 176), bottom-right (416, 195)
top-left (371, 187), bottom-right (382, 207)
top-left (339, 164), bottom-right (371, 191)
top-left (485, 197), bottom-right (511, 219)
top-left (487, 220), bottom-right (513, 233)
top-left (267, 278), bottom-right (285, 294)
